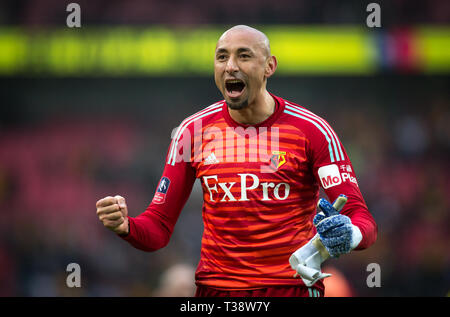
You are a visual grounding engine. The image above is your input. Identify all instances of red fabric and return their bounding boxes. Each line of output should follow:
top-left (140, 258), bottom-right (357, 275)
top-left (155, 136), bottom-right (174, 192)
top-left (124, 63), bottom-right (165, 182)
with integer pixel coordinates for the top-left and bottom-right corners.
top-left (195, 285), bottom-right (324, 297)
top-left (120, 94), bottom-right (377, 290)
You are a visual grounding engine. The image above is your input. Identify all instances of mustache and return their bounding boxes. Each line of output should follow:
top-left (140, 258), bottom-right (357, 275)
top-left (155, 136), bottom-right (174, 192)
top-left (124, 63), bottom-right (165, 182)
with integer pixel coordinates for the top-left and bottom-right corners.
top-left (224, 73), bottom-right (247, 82)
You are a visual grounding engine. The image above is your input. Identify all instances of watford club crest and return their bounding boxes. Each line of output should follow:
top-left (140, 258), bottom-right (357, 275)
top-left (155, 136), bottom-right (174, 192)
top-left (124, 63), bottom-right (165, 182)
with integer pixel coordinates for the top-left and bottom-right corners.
top-left (267, 151), bottom-right (287, 171)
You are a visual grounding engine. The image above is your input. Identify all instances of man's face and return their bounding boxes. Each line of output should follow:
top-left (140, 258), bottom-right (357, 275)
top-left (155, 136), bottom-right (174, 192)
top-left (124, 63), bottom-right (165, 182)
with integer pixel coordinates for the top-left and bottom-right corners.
top-left (214, 31), bottom-right (270, 110)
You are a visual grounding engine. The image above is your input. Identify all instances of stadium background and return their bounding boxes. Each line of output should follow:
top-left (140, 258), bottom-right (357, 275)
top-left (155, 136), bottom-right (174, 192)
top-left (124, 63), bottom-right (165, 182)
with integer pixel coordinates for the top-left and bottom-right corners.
top-left (0, 0), bottom-right (449, 296)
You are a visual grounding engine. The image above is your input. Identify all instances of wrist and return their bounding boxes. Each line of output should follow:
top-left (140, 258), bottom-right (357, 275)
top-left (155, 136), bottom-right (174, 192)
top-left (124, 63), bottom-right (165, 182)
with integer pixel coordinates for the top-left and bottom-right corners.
top-left (350, 224), bottom-right (362, 250)
top-left (118, 217), bottom-right (130, 237)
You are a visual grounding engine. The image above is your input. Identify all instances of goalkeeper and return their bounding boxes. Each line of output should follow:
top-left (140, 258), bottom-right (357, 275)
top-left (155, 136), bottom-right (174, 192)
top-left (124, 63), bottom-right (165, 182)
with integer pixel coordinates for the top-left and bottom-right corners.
top-left (95, 25), bottom-right (377, 297)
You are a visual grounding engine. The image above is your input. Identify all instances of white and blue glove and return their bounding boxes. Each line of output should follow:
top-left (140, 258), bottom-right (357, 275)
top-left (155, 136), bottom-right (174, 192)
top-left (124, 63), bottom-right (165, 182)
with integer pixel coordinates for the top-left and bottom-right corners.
top-left (313, 195), bottom-right (362, 258)
top-left (290, 195), bottom-right (363, 286)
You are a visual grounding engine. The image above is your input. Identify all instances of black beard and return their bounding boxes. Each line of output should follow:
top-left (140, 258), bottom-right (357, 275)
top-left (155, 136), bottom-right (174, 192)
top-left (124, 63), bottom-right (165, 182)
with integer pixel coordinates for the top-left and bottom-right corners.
top-left (226, 98), bottom-right (248, 110)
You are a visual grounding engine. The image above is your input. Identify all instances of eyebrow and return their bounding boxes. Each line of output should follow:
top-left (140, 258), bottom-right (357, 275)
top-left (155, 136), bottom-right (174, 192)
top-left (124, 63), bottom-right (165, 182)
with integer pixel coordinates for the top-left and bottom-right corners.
top-left (215, 47), bottom-right (254, 55)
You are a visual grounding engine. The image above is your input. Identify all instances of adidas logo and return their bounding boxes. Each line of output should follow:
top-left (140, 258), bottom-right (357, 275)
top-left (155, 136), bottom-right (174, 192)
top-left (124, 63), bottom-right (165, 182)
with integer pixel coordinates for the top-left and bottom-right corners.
top-left (204, 153), bottom-right (220, 165)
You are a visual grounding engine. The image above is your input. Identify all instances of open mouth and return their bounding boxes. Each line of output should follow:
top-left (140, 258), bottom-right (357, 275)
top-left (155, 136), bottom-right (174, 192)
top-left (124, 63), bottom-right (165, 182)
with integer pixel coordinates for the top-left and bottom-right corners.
top-left (225, 79), bottom-right (246, 99)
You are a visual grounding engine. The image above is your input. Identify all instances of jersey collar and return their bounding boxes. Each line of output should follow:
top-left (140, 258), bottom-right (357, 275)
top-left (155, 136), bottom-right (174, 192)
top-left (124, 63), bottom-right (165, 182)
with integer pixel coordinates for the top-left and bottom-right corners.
top-left (222, 92), bottom-right (285, 128)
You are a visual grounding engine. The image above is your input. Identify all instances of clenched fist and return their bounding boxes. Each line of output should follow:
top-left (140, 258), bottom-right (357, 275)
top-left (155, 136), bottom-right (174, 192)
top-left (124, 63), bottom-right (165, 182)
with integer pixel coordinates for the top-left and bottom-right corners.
top-left (96, 195), bottom-right (129, 236)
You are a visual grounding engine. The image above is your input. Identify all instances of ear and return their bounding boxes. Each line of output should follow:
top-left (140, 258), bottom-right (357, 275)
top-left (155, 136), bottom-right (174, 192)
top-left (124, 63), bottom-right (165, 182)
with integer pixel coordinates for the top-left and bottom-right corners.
top-left (265, 56), bottom-right (277, 78)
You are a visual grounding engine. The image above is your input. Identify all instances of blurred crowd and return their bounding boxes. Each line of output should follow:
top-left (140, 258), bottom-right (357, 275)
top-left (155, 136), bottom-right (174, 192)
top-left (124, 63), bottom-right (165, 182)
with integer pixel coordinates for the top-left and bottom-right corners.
top-left (0, 76), bottom-right (448, 296)
top-left (0, 0), bottom-right (448, 26)
top-left (330, 93), bottom-right (450, 296)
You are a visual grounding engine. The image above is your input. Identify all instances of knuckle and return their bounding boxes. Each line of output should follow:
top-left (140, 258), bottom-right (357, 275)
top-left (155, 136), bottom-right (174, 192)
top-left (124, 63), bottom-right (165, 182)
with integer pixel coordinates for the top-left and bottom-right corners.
top-left (96, 196), bottom-right (112, 207)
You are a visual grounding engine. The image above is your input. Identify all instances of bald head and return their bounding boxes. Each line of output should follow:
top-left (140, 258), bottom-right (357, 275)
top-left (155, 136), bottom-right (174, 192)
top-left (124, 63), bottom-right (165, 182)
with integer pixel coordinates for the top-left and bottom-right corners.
top-left (214, 25), bottom-right (277, 112)
top-left (217, 25), bottom-right (271, 58)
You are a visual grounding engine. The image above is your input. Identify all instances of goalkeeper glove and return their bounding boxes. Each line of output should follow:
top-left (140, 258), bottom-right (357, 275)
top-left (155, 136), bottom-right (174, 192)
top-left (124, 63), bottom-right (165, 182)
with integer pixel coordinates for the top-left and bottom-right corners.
top-left (313, 195), bottom-right (362, 258)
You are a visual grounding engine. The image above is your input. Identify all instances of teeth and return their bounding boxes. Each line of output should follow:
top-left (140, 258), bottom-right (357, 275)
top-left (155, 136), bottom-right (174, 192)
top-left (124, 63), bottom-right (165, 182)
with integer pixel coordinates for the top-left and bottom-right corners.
top-left (227, 80), bottom-right (242, 84)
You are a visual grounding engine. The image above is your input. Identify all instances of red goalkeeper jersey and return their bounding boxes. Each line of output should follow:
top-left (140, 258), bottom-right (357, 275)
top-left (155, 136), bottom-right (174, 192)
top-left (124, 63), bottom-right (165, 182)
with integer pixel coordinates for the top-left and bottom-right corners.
top-left (122, 93), bottom-right (377, 290)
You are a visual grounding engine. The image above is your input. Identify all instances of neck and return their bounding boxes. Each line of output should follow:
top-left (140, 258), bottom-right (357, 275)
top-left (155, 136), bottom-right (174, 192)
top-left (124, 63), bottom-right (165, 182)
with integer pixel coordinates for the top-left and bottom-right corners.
top-left (228, 90), bottom-right (275, 125)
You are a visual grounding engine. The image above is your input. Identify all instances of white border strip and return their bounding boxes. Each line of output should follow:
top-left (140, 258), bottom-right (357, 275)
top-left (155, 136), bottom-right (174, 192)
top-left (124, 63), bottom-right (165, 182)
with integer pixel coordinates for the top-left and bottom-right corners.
top-left (167, 102), bottom-right (223, 164)
top-left (285, 102), bottom-right (344, 161)
top-left (284, 109), bottom-right (335, 163)
top-left (168, 103), bottom-right (223, 165)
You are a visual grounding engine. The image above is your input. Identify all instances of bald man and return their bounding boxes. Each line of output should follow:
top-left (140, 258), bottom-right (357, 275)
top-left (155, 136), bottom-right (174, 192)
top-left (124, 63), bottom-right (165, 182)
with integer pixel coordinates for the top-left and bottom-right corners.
top-left (96, 25), bottom-right (377, 297)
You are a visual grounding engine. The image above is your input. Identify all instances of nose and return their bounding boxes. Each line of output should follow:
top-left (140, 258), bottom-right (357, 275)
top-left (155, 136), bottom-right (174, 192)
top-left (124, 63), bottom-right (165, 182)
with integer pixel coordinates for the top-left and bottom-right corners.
top-left (225, 56), bottom-right (239, 74)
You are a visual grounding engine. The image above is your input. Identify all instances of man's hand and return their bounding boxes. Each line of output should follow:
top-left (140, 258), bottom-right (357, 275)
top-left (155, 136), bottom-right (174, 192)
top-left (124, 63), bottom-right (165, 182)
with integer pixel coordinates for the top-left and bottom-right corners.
top-left (96, 195), bottom-right (129, 236)
top-left (289, 195), bottom-right (363, 286)
top-left (313, 195), bottom-right (361, 258)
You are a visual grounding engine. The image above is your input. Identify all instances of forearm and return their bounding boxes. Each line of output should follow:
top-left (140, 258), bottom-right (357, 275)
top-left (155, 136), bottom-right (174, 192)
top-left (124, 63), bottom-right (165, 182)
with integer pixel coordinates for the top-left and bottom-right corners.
top-left (120, 211), bottom-right (172, 251)
top-left (118, 132), bottom-right (196, 251)
top-left (347, 207), bottom-right (377, 250)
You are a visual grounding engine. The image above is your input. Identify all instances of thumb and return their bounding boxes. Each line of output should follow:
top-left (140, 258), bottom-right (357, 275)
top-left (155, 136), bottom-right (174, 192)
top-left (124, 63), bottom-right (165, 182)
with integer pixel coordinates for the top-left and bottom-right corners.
top-left (114, 195), bottom-right (128, 215)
